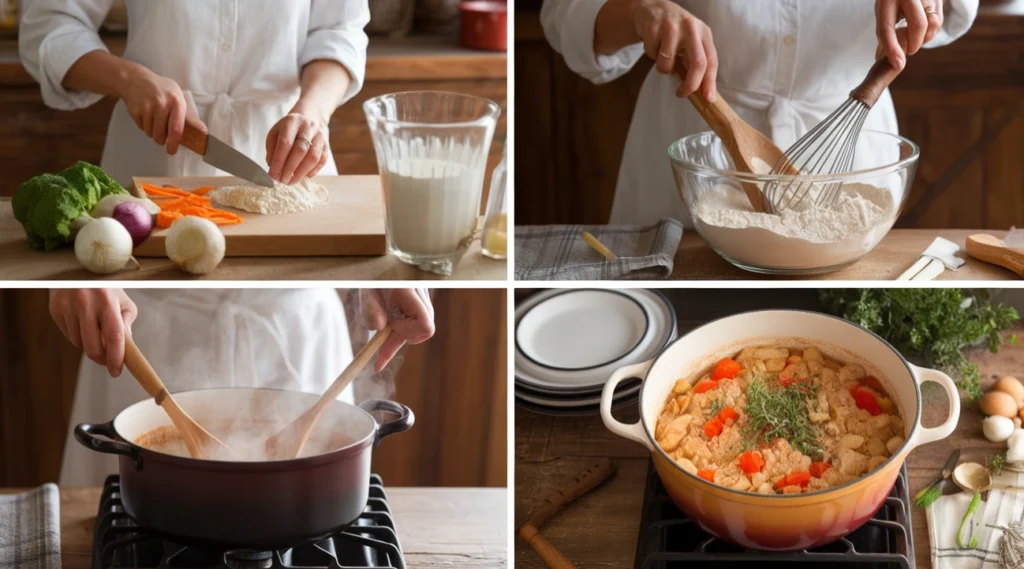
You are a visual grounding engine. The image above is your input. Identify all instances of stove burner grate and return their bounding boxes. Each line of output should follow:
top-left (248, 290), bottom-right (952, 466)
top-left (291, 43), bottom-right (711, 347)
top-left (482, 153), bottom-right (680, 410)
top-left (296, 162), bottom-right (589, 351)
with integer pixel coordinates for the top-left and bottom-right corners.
top-left (633, 462), bottom-right (914, 569)
top-left (92, 475), bottom-right (405, 569)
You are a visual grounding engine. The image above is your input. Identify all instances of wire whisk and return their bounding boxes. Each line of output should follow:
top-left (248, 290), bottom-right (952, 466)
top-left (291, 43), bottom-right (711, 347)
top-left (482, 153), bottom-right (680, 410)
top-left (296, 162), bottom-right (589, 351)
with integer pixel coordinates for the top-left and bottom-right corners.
top-left (763, 56), bottom-right (903, 214)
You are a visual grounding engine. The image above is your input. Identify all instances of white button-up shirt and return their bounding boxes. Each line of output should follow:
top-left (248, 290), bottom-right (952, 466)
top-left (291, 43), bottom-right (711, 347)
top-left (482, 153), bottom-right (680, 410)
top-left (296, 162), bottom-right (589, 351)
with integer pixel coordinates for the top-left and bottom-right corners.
top-left (20, 0), bottom-right (370, 186)
top-left (541, 0), bottom-right (978, 226)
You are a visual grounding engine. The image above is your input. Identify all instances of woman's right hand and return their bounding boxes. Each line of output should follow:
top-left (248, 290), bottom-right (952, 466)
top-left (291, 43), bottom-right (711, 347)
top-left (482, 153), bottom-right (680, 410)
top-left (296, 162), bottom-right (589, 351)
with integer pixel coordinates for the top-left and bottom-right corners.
top-left (49, 289), bottom-right (138, 377)
top-left (119, 66), bottom-right (191, 155)
top-left (632, 0), bottom-right (718, 100)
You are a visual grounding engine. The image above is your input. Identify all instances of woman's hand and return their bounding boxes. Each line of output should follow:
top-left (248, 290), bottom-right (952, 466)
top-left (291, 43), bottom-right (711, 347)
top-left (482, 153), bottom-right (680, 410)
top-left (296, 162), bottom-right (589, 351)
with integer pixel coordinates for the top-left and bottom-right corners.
top-left (49, 289), bottom-right (137, 377)
top-left (360, 289), bottom-right (436, 372)
top-left (265, 107), bottom-right (331, 185)
top-left (631, 0), bottom-right (718, 100)
top-left (119, 66), bottom-right (191, 155)
top-left (876, 0), bottom-right (943, 70)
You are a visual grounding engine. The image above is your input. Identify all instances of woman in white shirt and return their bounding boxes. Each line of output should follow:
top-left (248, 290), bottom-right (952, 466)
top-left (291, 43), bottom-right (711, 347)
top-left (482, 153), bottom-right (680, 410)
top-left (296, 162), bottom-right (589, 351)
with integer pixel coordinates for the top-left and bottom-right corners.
top-left (541, 0), bottom-right (979, 226)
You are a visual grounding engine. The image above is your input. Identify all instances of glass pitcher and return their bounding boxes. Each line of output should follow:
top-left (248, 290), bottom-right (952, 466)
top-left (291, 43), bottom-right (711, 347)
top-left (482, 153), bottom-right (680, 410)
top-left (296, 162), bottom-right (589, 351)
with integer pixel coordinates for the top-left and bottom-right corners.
top-left (364, 91), bottom-right (501, 277)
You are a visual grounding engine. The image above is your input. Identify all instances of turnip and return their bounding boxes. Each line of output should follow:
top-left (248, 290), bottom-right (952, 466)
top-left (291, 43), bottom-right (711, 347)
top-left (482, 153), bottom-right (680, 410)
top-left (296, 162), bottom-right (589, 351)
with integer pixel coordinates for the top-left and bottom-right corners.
top-left (166, 216), bottom-right (225, 274)
top-left (74, 217), bottom-right (135, 274)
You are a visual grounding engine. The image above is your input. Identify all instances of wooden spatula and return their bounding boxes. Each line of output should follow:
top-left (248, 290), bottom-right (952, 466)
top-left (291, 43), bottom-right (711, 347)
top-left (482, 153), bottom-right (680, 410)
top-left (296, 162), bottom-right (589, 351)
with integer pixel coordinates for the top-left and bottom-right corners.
top-left (264, 325), bottom-right (393, 460)
top-left (966, 234), bottom-right (1024, 277)
top-left (123, 335), bottom-right (237, 459)
top-left (674, 61), bottom-right (796, 212)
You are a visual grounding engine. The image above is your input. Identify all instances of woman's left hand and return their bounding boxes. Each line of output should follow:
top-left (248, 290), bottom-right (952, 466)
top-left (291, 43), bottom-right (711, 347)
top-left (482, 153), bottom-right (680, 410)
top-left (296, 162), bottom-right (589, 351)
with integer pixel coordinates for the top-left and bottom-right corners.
top-left (361, 289), bottom-right (436, 372)
top-left (265, 109), bottom-right (331, 185)
top-left (875, 0), bottom-right (943, 70)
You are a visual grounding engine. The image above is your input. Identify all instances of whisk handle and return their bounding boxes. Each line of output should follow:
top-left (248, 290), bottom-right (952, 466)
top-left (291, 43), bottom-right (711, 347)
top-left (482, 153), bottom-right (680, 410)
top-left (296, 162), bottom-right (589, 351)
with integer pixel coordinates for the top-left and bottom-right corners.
top-left (850, 57), bottom-right (903, 108)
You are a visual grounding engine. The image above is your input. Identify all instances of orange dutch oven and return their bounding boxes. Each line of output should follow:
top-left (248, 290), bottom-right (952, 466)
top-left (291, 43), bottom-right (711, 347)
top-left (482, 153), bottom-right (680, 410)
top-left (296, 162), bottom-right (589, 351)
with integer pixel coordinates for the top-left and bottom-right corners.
top-left (601, 309), bottom-right (960, 551)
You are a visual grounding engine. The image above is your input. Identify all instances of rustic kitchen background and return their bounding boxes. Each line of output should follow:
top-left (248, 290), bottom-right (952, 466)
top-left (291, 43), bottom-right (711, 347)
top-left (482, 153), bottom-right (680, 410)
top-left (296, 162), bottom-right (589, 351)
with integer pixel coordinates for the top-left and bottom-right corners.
top-left (514, 1), bottom-right (1024, 229)
top-left (0, 288), bottom-right (507, 489)
top-left (0, 0), bottom-right (507, 203)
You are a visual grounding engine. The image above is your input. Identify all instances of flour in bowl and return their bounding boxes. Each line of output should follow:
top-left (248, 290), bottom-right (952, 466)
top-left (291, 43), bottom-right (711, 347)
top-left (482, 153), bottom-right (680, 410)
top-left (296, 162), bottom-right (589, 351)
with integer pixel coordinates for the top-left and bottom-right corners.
top-left (693, 174), bottom-right (897, 271)
top-left (209, 178), bottom-right (329, 215)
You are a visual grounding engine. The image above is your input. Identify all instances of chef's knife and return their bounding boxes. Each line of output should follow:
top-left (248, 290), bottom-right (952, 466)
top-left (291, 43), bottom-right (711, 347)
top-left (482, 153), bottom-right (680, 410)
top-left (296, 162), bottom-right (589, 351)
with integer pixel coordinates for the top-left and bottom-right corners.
top-left (179, 117), bottom-right (275, 188)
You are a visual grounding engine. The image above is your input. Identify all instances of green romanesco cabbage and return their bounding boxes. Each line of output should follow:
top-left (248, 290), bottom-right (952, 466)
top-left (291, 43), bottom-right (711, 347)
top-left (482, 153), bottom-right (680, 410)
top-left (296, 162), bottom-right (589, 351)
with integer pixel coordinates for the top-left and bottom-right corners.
top-left (12, 162), bottom-right (127, 250)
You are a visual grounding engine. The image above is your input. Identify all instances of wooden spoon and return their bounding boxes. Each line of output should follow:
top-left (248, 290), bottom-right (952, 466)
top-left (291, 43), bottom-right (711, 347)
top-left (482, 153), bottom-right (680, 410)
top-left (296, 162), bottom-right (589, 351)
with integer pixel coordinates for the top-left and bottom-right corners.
top-left (122, 335), bottom-right (236, 459)
top-left (264, 325), bottom-right (393, 460)
top-left (966, 234), bottom-right (1024, 278)
top-left (674, 61), bottom-right (797, 213)
top-left (517, 459), bottom-right (617, 569)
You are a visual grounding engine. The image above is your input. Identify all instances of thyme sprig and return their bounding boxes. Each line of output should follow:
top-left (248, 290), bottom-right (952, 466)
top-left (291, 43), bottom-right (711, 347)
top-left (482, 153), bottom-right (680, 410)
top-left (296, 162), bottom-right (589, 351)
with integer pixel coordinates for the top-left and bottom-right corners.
top-left (741, 376), bottom-right (822, 459)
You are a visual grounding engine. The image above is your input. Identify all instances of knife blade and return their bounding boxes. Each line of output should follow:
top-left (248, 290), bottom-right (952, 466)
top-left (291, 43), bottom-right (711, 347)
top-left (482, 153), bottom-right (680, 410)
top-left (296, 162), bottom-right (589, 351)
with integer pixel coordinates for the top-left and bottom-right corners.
top-left (179, 117), bottom-right (275, 188)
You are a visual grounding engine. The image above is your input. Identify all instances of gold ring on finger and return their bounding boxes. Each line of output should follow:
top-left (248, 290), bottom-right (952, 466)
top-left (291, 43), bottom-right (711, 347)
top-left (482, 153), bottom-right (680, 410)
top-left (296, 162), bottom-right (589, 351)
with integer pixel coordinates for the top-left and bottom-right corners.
top-left (296, 137), bottom-right (312, 147)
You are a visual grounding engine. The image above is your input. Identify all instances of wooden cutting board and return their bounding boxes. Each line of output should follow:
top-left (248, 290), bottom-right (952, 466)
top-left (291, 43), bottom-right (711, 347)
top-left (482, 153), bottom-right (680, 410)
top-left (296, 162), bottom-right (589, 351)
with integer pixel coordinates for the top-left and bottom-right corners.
top-left (130, 176), bottom-right (387, 257)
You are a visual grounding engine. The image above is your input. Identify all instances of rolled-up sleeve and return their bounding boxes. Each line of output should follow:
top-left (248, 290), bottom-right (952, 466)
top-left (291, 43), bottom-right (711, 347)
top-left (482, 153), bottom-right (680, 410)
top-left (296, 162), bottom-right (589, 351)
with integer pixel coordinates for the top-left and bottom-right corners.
top-left (18, 0), bottom-right (113, 110)
top-left (924, 0), bottom-right (979, 48)
top-left (540, 0), bottom-right (644, 85)
top-left (302, 0), bottom-right (369, 105)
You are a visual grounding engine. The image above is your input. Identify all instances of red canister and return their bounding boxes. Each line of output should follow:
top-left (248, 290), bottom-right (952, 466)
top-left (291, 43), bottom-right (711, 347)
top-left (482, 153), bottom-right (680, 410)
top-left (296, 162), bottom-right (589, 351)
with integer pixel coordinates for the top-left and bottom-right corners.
top-left (459, 1), bottom-right (507, 51)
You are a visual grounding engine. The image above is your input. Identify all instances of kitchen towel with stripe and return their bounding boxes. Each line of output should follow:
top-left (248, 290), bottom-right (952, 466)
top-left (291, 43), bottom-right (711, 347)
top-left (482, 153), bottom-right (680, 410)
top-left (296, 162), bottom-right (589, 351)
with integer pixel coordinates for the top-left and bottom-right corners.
top-left (929, 470), bottom-right (1024, 568)
top-left (0, 484), bottom-right (60, 569)
top-left (514, 218), bottom-right (683, 280)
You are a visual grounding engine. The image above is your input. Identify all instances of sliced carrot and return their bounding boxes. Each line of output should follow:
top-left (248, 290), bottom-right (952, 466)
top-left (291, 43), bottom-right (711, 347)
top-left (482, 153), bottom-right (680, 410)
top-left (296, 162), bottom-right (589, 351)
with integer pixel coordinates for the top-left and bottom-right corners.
top-left (717, 407), bottom-right (739, 424)
top-left (711, 358), bottom-right (742, 381)
top-left (737, 450), bottom-right (764, 474)
top-left (146, 183), bottom-right (244, 228)
top-left (693, 379), bottom-right (719, 394)
top-left (703, 418), bottom-right (724, 439)
top-left (191, 186), bottom-right (215, 196)
top-left (697, 469), bottom-right (715, 483)
top-left (810, 462), bottom-right (832, 478)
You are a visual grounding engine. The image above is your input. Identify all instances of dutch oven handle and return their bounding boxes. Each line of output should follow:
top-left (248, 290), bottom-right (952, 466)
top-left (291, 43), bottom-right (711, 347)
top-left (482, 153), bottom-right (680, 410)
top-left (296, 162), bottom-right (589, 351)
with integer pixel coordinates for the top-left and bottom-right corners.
top-left (74, 421), bottom-right (143, 470)
top-left (601, 359), bottom-right (655, 451)
top-left (360, 400), bottom-right (415, 446)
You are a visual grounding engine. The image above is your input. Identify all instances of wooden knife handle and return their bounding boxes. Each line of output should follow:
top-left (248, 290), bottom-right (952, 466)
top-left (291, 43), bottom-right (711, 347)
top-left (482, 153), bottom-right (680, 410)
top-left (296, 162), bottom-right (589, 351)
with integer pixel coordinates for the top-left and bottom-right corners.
top-left (850, 57), bottom-right (903, 108)
top-left (179, 116), bottom-right (209, 156)
top-left (523, 459), bottom-right (617, 529)
top-left (518, 524), bottom-right (578, 569)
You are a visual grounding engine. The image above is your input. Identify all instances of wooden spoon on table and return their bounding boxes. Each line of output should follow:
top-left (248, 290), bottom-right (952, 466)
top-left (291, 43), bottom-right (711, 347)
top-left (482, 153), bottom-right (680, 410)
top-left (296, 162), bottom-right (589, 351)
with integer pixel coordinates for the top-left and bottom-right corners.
top-left (264, 325), bottom-right (393, 460)
top-left (123, 335), bottom-right (237, 459)
top-left (674, 61), bottom-right (797, 213)
top-left (966, 234), bottom-right (1024, 278)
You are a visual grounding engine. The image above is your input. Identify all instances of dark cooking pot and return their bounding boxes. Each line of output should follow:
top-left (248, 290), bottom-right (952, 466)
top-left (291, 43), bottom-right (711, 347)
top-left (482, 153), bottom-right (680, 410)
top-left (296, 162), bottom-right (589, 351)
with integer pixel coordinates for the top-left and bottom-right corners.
top-left (75, 387), bottom-right (413, 548)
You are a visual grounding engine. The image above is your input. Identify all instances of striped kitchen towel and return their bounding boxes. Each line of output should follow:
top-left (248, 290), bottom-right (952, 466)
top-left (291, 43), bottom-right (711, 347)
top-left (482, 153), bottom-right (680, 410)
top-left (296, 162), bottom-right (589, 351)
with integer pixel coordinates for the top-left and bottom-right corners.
top-left (928, 470), bottom-right (1024, 568)
top-left (0, 484), bottom-right (60, 569)
top-left (514, 218), bottom-right (683, 280)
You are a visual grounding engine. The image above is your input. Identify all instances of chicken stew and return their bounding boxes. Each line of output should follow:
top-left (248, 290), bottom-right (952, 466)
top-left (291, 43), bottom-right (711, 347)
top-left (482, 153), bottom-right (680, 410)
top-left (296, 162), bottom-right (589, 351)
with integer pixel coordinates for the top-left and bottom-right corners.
top-left (654, 345), bottom-right (904, 495)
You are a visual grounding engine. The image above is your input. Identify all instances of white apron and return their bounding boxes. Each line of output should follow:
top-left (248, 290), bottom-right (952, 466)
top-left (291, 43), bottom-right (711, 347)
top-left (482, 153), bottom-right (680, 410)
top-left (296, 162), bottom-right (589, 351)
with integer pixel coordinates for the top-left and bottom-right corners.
top-left (540, 0), bottom-right (978, 226)
top-left (59, 289), bottom-right (353, 487)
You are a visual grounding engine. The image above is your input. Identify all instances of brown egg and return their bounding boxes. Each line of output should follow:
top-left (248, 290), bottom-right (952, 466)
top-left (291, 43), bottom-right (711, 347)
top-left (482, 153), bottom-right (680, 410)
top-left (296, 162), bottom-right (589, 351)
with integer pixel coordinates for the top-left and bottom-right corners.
top-left (979, 391), bottom-right (1018, 418)
top-left (993, 376), bottom-right (1024, 408)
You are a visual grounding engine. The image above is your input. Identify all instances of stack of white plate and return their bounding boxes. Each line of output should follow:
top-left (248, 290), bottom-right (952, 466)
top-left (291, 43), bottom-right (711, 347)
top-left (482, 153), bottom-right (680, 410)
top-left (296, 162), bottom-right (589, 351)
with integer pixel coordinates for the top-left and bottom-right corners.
top-left (514, 289), bottom-right (677, 416)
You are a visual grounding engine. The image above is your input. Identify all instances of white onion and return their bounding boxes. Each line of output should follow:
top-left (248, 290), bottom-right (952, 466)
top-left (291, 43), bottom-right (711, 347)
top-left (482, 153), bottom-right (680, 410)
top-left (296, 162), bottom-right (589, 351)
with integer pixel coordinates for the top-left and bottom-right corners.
top-left (74, 218), bottom-right (134, 274)
top-left (983, 415), bottom-right (1015, 443)
top-left (165, 216), bottom-right (225, 274)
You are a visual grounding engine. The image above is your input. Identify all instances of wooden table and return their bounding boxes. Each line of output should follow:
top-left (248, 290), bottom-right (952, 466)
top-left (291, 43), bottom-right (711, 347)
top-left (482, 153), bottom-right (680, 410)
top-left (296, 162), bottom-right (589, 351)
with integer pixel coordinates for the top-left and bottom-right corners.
top-left (0, 486), bottom-right (507, 569)
top-left (0, 202), bottom-right (506, 280)
top-left (515, 299), bottom-right (1024, 569)
top-left (671, 230), bottom-right (1018, 280)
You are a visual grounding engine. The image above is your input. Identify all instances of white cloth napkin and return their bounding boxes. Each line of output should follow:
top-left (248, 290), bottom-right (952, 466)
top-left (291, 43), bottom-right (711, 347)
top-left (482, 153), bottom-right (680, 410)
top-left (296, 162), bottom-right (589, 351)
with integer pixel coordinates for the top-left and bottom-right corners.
top-left (0, 484), bottom-right (60, 569)
top-left (928, 471), bottom-right (1024, 569)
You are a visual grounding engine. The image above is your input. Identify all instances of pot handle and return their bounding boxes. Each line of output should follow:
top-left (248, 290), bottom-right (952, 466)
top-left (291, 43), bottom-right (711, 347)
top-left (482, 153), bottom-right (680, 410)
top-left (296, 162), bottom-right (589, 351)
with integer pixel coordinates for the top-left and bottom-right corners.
top-left (74, 421), bottom-right (142, 469)
top-left (909, 364), bottom-right (961, 448)
top-left (360, 400), bottom-right (415, 446)
top-left (600, 359), bottom-right (654, 451)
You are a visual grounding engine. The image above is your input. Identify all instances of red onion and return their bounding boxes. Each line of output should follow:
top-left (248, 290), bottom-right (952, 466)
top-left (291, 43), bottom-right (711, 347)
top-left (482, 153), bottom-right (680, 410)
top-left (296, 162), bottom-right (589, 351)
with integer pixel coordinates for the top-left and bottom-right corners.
top-left (112, 201), bottom-right (153, 247)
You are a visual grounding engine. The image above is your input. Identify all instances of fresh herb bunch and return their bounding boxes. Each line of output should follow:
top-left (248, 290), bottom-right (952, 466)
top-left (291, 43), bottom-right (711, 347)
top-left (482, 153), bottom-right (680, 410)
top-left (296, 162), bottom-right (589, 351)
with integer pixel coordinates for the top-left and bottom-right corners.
top-left (741, 377), bottom-right (821, 458)
top-left (991, 453), bottom-right (1007, 476)
top-left (820, 289), bottom-right (1019, 400)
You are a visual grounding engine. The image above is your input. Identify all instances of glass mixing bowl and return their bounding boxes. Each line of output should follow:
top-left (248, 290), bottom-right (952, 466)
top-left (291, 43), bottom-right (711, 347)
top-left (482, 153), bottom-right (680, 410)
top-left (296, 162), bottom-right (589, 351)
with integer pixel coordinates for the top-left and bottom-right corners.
top-left (668, 130), bottom-right (919, 275)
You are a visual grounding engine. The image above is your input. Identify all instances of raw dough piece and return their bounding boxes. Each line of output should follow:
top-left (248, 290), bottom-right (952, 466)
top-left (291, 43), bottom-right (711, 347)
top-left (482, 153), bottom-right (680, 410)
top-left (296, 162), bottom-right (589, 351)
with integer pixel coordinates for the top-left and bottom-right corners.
top-left (209, 178), bottom-right (329, 215)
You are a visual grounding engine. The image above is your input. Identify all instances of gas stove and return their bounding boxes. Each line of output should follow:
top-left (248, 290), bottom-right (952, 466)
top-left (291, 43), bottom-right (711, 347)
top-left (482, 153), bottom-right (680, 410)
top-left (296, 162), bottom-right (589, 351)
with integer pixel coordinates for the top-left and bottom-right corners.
top-left (633, 461), bottom-right (914, 569)
top-left (93, 474), bottom-right (405, 569)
